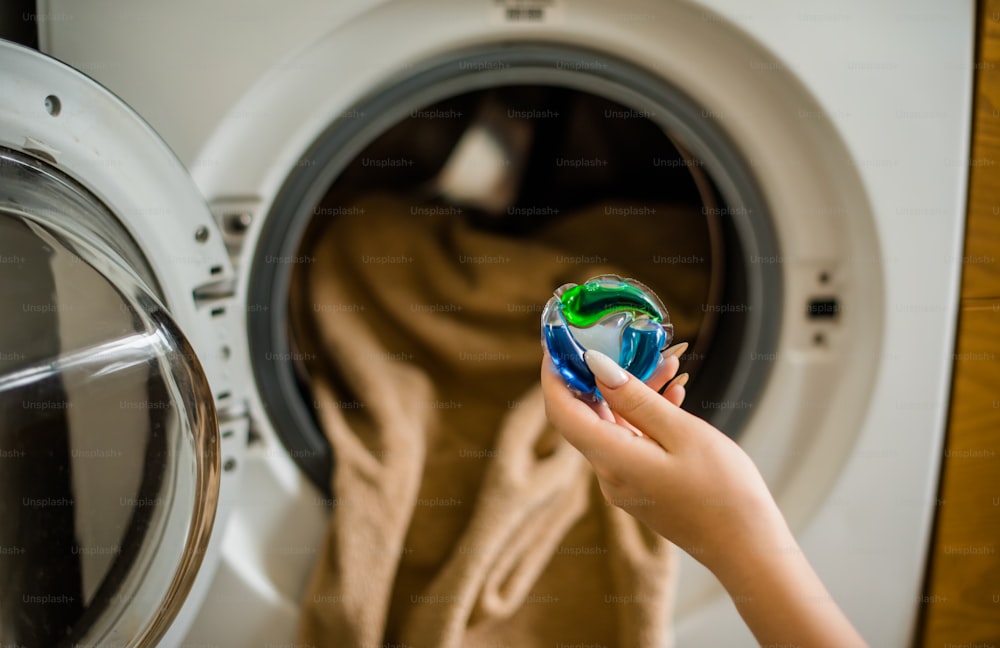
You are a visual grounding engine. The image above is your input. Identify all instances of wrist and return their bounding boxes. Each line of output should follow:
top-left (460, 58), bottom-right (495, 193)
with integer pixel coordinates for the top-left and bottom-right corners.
top-left (711, 530), bottom-right (810, 599)
top-left (700, 498), bottom-right (798, 585)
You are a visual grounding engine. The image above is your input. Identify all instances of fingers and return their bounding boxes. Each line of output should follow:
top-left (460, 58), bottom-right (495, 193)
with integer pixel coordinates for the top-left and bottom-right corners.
top-left (648, 343), bottom-right (688, 408)
top-left (662, 383), bottom-right (686, 408)
top-left (541, 352), bottom-right (661, 470)
top-left (645, 342), bottom-right (687, 392)
top-left (540, 354), bottom-right (629, 455)
top-left (659, 371), bottom-right (689, 407)
top-left (583, 349), bottom-right (690, 451)
top-left (611, 410), bottom-right (645, 437)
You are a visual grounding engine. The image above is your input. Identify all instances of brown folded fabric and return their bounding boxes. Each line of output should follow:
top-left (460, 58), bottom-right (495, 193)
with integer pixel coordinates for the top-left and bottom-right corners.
top-left (291, 192), bottom-right (711, 647)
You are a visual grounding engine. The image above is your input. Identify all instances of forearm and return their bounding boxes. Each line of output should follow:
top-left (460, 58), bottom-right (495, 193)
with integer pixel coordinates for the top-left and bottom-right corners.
top-left (711, 532), bottom-right (867, 648)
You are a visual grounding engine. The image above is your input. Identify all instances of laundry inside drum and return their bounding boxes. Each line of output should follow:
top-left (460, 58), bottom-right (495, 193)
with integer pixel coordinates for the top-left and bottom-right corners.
top-left (285, 85), bottom-right (726, 434)
top-left (247, 65), bottom-right (780, 496)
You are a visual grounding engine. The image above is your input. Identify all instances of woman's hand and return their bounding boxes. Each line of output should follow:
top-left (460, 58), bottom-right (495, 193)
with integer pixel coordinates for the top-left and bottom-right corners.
top-left (541, 348), bottom-right (867, 648)
top-left (541, 347), bottom-right (787, 570)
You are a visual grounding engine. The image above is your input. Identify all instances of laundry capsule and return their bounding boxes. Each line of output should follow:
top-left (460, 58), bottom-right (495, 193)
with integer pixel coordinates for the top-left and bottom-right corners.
top-left (542, 274), bottom-right (674, 399)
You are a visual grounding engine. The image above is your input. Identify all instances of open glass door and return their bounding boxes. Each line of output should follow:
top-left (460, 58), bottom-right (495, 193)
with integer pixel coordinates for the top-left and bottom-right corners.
top-left (0, 41), bottom-right (225, 647)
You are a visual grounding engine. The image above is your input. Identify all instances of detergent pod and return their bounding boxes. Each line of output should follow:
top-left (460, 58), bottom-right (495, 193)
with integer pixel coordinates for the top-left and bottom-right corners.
top-left (542, 274), bottom-right (674, 400)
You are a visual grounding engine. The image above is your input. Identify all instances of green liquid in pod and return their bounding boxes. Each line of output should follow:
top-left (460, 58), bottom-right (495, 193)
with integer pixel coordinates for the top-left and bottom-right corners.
top-left (559, 282), bottom-right (663, 328)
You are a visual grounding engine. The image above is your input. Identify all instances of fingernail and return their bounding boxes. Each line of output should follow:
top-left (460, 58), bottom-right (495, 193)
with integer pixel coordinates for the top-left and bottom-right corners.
top-left (663, 341), bottom-right (689, 359)
top-left (584, 350), bottom-right (629, 388)
top-left (668, 372), bottom-right (689, 390)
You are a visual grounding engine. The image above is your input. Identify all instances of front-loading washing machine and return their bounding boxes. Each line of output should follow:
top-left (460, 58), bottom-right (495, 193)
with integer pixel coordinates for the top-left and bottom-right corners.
top-left (1, 0), bottom-right (973, 645)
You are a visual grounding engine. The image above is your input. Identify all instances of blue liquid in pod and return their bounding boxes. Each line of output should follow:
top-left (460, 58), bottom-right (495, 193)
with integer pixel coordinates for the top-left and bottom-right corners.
top-left (620, 321), bottom-right (668, 382)
top-left (543, 322), bottom-right (596, 396)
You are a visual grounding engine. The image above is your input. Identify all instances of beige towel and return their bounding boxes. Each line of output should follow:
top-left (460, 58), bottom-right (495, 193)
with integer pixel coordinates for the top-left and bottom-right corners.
top-left (291, 193), bottom-right (711, 647)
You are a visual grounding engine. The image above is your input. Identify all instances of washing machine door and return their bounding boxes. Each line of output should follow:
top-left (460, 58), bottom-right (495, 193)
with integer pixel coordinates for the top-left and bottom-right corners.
top-left (0, 41), bottom-right (228, 647)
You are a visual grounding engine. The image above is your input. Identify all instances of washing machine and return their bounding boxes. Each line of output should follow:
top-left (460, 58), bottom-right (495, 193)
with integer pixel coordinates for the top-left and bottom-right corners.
top-left (0, 0), bottom-right (973, 645)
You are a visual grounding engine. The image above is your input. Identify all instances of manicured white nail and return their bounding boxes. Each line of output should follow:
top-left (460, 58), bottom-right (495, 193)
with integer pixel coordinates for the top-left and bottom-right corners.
top-left (584, 350), bottom-right (629, 388)
top-left (668, 372), bottom-right (689, 389)
top-left (663, 341), bottom-right (689, 359)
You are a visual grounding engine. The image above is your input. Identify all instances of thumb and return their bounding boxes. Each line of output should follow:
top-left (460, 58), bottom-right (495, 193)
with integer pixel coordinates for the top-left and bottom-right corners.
top-left (584, 349), bottom-right (687, 450)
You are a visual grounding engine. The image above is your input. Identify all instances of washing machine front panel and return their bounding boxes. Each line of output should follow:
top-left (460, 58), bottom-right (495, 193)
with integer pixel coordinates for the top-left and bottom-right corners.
top-left (0, 41), bottom-right (247, 646)
top-left (184, 1), bottom-right (886, 644)
top-left (32, 1), bottom-right (973, 646)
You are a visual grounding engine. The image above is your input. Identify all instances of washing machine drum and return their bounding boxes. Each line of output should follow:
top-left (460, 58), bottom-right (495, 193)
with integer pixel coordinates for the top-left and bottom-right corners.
top-left (0, 42), bottom-right (221, 647)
